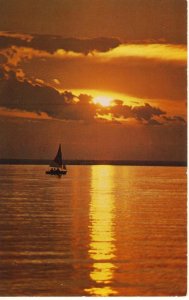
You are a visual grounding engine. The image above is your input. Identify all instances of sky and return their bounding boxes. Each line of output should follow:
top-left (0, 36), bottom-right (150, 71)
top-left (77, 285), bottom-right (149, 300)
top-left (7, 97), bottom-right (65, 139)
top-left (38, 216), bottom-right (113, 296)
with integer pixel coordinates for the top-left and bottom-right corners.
top-left (0, 0), bottom-right (187, 161)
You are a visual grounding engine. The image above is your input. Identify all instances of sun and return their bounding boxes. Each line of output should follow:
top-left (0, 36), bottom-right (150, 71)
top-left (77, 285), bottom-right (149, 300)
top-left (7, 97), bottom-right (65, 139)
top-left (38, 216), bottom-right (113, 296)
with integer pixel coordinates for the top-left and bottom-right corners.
top-left (93, 96), bottom-right (113, 107)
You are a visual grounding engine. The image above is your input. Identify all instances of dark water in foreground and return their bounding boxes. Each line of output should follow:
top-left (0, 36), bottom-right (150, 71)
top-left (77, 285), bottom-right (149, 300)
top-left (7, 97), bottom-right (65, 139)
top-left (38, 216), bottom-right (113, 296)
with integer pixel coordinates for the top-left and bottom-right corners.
top-left (0, 165), bottom-right (186, 296)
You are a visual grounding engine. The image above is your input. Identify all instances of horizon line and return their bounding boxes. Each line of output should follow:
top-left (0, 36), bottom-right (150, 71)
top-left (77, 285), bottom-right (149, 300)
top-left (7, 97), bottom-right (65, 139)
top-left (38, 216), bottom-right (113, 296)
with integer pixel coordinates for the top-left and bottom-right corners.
top-left (0, 158), bottom-right (186, 167)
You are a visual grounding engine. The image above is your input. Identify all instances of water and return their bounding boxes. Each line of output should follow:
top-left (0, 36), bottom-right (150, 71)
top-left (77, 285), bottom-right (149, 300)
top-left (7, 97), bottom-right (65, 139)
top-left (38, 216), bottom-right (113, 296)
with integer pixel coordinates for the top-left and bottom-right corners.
top-left (0, 165), bottom-right (186, 296)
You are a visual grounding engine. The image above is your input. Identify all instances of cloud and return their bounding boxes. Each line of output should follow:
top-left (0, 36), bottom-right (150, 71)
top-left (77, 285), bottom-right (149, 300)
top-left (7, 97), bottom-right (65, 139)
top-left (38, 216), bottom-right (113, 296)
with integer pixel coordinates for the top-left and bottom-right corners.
top-left (0, 72), bottom-right (97, 122)
top-left (163, 115), bottom-right (186, 124)
top-left (147, 119), bottom-right (162, 126)
top-left (0, 31), bottom-right (32, 41)
top-left (94, 43), bottom-right (187, 64)
top-left (132, 103), bottom-right (165, 121)
top-left (103, 100), bottom-right (133, 119)
top-left (0, 107), bottom-right (51, 120)
top-left (0, 33), bottom-right (121, 83)
top-left (99, 100), bottom-right (166, 124)
top-left (21, 51), bottom-right (186, 102)
top-left (0, 71), bottom-right (185, 127)
top-left (0, 70), bottom-right (65, 112)
top-left (0, 46), bottom-right (50, 75)
top-left (0, 67), bottom-right (5, 79)
top-left (0, 32), bottom-right (186, 76)
top-left (60, 94), bottom-right (97, 121)
top-left (0, 35), bottom-right (27, 49)
top-left (53, 78), bottom-right (60, 85)
top-left (0, 32), bottom-right (186, 103)
top-left (0, 32), bottom-right (121, 54)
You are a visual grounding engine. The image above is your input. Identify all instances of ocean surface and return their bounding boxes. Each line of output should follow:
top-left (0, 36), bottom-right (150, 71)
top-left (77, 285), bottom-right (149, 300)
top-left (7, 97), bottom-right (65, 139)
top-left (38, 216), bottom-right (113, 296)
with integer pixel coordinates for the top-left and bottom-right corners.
top-left (0, 165), bottom-right (186, 296)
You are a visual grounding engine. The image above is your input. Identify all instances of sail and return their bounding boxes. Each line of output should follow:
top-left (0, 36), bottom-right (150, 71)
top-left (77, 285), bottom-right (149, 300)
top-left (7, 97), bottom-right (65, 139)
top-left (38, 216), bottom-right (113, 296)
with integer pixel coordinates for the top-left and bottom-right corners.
top-left (47, 144), bottom-right (67, 174)
top-left (54, 144), bottom-right (62, 167)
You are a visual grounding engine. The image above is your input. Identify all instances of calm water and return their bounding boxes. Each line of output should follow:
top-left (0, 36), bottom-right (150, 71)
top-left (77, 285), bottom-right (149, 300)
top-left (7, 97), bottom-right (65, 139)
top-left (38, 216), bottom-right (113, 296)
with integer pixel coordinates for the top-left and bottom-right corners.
top-left (0, 165), bottom-right (186, 296)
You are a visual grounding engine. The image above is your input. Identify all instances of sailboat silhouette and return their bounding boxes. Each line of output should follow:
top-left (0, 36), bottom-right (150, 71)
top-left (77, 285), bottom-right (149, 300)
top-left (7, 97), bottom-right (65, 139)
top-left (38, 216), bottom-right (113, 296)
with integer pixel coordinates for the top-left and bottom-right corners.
top-left (46, 144), bottom-right (67, 175)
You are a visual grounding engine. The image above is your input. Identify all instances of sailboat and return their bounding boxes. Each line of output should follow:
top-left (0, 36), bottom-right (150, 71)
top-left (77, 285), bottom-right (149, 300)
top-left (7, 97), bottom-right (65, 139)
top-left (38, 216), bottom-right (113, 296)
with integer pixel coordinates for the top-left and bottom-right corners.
top-left (46, 144), bottom-right (67, 175)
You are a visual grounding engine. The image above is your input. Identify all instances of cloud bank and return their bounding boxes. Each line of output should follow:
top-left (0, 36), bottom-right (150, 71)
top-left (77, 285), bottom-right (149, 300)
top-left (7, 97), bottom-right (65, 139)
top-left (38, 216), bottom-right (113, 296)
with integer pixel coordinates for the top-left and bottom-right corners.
top-left (0, 70), bottom-right (185, 126)
top-left (0, 32), bottom-right (186, 105)
top-left (0, 32), bottom-right (121, 54)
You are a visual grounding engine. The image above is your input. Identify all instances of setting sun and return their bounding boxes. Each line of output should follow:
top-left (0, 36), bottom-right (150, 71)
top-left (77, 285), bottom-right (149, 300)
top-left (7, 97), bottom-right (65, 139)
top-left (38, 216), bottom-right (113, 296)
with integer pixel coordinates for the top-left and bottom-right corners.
top-left (93, 96), bottom-right (113, 107)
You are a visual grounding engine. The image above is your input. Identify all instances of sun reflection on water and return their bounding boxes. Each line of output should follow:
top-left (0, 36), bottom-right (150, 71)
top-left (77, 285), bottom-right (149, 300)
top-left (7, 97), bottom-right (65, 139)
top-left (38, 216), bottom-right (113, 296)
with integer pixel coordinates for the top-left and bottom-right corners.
top-left (85, 166), bottom-right (117, 296)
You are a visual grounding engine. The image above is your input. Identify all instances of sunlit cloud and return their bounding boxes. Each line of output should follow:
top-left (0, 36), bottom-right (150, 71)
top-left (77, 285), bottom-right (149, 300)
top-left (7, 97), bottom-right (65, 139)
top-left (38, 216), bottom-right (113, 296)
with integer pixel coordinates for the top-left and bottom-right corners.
top-left (55, 49), bottom-right (83, 58)
top-left (35, 78), bottom-right (45, 85)
top-left (94, 43), bottom-right (187, 63)
top-left (70, 89), bottom-right (149, 107)
top-left (36, 43), bottom-right (187, 64)
top-left (53, 78), bottom-right (60, 85)
top-left (1, 41), bottom-right (186, 79)
top-left (2, 46), bottom-right (50, 67)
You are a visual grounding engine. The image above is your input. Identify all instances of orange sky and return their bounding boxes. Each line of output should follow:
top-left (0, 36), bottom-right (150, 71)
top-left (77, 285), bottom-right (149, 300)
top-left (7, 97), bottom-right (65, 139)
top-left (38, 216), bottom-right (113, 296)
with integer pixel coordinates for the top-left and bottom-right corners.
top-left (0, 0), bottom-right (187, 161)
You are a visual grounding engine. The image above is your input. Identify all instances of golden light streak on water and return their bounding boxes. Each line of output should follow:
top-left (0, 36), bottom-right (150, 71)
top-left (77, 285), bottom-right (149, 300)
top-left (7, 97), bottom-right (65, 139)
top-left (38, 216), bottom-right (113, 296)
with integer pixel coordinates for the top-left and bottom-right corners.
top-left (85, 166), bottom-right (117, 296)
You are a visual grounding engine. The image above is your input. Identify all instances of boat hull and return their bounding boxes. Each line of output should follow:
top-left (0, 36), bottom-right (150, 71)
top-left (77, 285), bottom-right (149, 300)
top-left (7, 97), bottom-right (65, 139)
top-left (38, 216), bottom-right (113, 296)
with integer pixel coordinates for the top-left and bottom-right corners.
top-left (46, 170), bottom-right (67, 175)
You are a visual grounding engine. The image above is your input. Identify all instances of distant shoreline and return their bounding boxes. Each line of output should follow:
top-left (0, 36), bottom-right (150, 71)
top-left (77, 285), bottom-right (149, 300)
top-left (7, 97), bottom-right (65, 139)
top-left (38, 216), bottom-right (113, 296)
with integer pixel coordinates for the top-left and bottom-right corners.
top-left (0, 159), bottom-right (186, 167)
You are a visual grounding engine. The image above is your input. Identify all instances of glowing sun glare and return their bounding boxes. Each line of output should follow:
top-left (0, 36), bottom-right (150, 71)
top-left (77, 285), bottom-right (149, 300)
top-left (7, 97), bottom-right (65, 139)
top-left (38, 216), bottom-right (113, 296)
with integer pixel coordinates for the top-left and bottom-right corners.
top-left (93, 96), bottom-right (113, 107)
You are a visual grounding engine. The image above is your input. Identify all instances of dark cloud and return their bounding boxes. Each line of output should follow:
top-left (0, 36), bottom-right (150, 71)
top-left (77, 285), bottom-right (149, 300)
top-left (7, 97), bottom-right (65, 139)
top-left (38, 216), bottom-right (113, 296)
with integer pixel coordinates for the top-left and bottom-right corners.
top-left (0, 33), bottom-right (121, 54)
top-left (52, 93), bottom-right (97, 121)
top-left (0, 71), bottom-right (69, 115)
top-left (99, 100), bottom-right (166, 123)
top-left (0, 54), bottom-right (7, 65)
top-left (0, 67), bottom-right (5, 79)
top-left (32, 35), bottom-right (121, 54)
top-left (0, 35), bottom-right (26, 49)
top-left (0, 73), bottom-right (98, 121)
top-left (106, 100), bottom-right (132, 119)
top-left (147, 119), bottom-right (162, 126)
top-left (163, 115), bottom-right (186, 124)
top-left (132, 103), bottom-right (165, 121)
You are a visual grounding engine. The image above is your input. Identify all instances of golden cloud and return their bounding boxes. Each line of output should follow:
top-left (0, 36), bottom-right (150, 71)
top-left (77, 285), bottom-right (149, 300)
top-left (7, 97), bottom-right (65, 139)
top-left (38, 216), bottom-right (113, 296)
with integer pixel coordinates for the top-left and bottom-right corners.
top-left (93, 44), bottom-right (187, 63)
